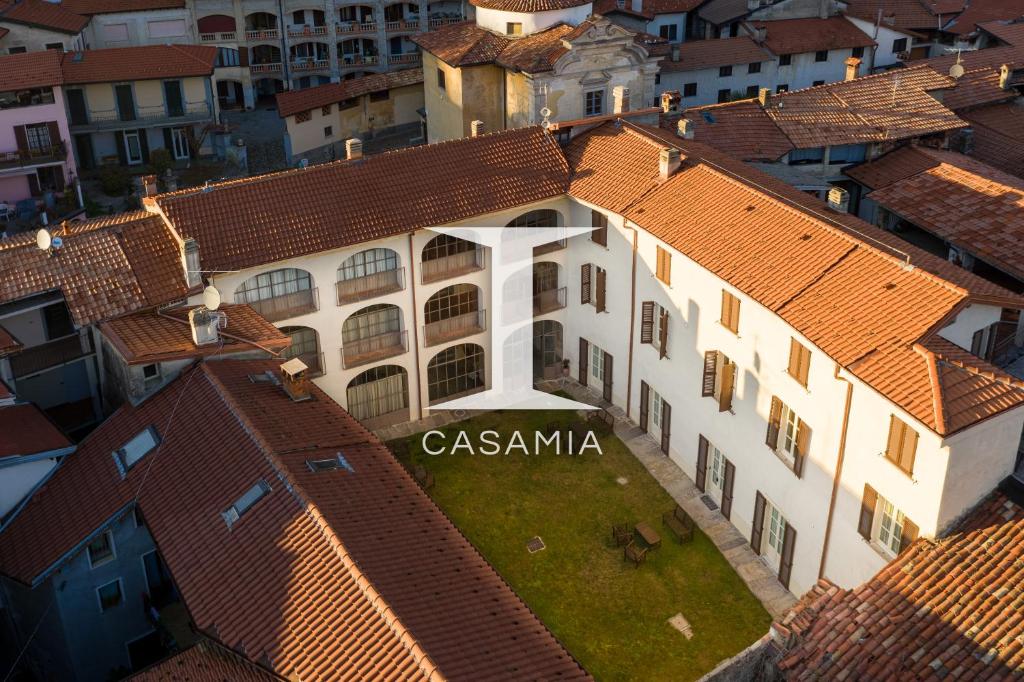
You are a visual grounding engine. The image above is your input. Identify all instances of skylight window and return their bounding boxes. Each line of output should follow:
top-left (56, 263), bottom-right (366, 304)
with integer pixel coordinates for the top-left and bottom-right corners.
top-left (306, 453), bottom-right (354, 473)
top-left (222, 480), bottom-right (271, 528)
top-left (112, 426), bottom-right (160, 477)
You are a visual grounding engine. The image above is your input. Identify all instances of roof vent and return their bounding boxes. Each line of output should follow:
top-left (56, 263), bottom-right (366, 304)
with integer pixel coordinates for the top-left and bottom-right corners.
top-left (280, 358), bottom-right (312, 402)
top-left (189, 306), bottom-right (224, 346)
top-left (345, 137), bottom-right (363, 160)
top-left (470, 120), bottom-right (486, 137)
top-left (826, 187), bottom-right (849, 213)
top-left (659, 147), bottom-right (681, 181)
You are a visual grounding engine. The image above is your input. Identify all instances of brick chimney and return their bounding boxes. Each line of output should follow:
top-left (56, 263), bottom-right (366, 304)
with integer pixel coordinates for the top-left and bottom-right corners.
top-left (280, 358), bottom-right (312, 402)
top-left (345, 137), bottom-right (363, 160)
top-left (470, 120), bottom-right (486, 137)
top-left (141, 174), bottom-right (158, 197)
top-left (827, 186), bottom-right (850, 213)
top-left (182, 237), bottom-right (201, 288)
top-left (758, 87), bottom-right (771, 107)
top-left (659, 147), bottom-right (681, 181)
top-left (676, 118), bottom-right (694, 139)
top-left (612, 85), bottom-right (630, 114)
top-left (999, 64), bottom-right (1011, 89)
top-left (844, 57), bottom-right (861, 81)
top-left (660, 90), bottom-right (681, 113)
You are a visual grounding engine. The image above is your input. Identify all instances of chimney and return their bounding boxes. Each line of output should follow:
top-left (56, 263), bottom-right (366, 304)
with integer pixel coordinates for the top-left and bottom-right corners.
top-left (844, 57), bottom-right (861, 81)
top-left (659, 147), bottom-right (681, 181)
top-left (671, 44), bottom-right (680, 61)
top-left (758, 87), bottom-right (771, 107)
top-left (677, 118), bottom-right (694, 139)
top-left (470, 119), bottom-right (485, 137)
top-left (631, 0), bottom-right (642, 12)
top-left (999, 64), bottom-right (1011, 89)
top-left (612, 85), bottom-right (630, 114)
top-left (345, 137), bottom-right (363, 160)
top-left (660, 90), bottom-right (681, 113)
top-left (189, 306), bottom-right (220, 346)
top-left (280, 357), bottom-right (312, 402)
top-left (827, 186), bottom-right (850, 213)
top-left (141, 174), bottom-right (158, 197)
top-left (754, 26), bottom-right (767, 43)
top-left (182, 237), bottom-right (201, 288)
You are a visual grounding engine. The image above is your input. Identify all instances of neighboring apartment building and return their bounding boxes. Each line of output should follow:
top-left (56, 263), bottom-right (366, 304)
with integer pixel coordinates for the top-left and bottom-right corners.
top-left (60, 44), bottom-right (219, 169)
top-left (131, 121), bottom-right (1024, 600)
top-left (593, 0), bottom-right (702, 42)
top-left (275, 67), bottom-right (424, 162)
top-left (0, 0), bottom-right (89, 54)
top-left (0, 50), bottom-right (79, 218)
top-left (63, 0), bottom-right (198, 49)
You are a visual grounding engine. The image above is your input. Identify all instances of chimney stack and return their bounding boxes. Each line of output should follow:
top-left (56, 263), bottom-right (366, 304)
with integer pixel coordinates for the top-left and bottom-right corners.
top-left (658, 147), bottom-right (681, 181)
top-left (827, 186), bottom-right (850, 213)
top-left (660, 90), bottom-right (681, 113)
top-left (182, 237), bottom-right (201, 288)
top-left (345, 137), bottom-right (363, 160)
top-left (844, 57), bottom-right (861, 81)
top-left (677, 118), bottom-right (694, 139)
top-left (612, 85), bottom-right (630, 114)
top-left (280, 358), bottom-right (312, 402)
top-left (999, 63), bottom-right (1011, 89)
top-left (189, 306), bottom-right (220, 346)
top-left (470, 119), bottom-right (486, 137)
top-left (671, 44), bottom-right (680, 61)
top-left (758, 87), bottom-right (771, 107)
top-left (141, 174), bottom-right (158, 197)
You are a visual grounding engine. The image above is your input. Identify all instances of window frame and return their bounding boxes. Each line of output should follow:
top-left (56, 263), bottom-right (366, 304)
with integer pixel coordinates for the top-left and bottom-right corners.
top-left (748, 61), bottom-right (761, 74)
top-left (683, 82), bottom-right (697, 97)
top-left (87, 530), bottom-right (116, 569)
top-left (96, 578), bottom-right (124, 613)
top-left (719, 65), bottom-right (733, 77)
top-left (437, 67), bottom-right (446, 91)
top-left (584, 88), bottom-right (605, 117)
top-left (720, 290), bottom-right (740, 334)
top-left (873, 495), bottom-right (905, 557)
top-left (655, 245), bottom-right (671, 285)
top-left (884, 415), bottom-right (918, 476)
top-left (778, 54), bottom-right (792, 66)
top-left (814, 49), bottom-right (828, 62)
top-left (892, 38), bottom-right (907, 53)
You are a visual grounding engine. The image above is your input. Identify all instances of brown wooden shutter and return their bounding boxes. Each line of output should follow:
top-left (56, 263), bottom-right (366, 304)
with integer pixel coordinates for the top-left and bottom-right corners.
top-left (238, 48), bottom-right (249, 67)
top-left (602, 351), bottom-right (613, 402)
top-left (788, 338), bottom-right (810, 386)
top-left (721, 460), bottom-right (735, 520)
top-left (899, 516), bottom-right (919, 555)
top-left (656, 246), bottom-right (671, 285)
top-left (640, 301), bottom-right (654, 344)
top-left (730, 294), bottom-right (741, 332)
top-left (794, 418), bottom-right (810, 478)
top-left (718, 361), bottom-right (734, 412)
top-left (766, 396), bottom-right (782, 448)
top-left (658, 308), bottom-right (669, 359)
top-left (46, 121), bottom-right (60, 150)
top-left (899, 425), bottom-right (918, 475)
top-left (579, 337), bottom-right (589, 387)
top-left (13, 125), bottom-right (28, 152)
top-left (695, 435), bottom-right (709, 491)
top-left (595, 267), bottom-right (606, 313)
top-left (885, 416), bottom-right (901, 462)
top-left (721, 291), bottom-right (740, 333)
top-left (751, 491), bottom-right (766, 553)
top-left (591, 210), bottom-right (607, 246)
top-left (779, 522), bottom-right (796, 590)
top-left (857, 484), bottom-right (878, 539)
top-left (639, 380), bottom-right (650, 431)
top-left (581, 264), bottom-right (592, 304)
top-left (702, 351), bottom-right (718, 397)
top-left (660, 400), bottom-right (671, 454)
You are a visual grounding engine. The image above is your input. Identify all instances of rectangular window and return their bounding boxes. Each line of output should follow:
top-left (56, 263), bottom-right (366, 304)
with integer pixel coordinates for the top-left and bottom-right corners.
top-left (649, 385), bottom-right (664, 434)
top-left (746, 85), bottom-right (759, 97)
top-left (720, 290), bottom-right (740, 334)
top-left (506, 22), bottom-right (523, 35)
top-left (24, 123), bottom-right (51, 151)
top-left (88, 531), bottom-right (115, 568)
top-left (97, 580), bottom-right (123, 612)
top-left (828, 144), bottom-right (866, 164)
top-left (113, 427), bottom-right (160, 475)
top-left (590, 342), bottom-right (605, 384)
top-left (859, 484), bottom-right (918, 555)
top-left (656, 245), bottom-right (671, 285)
top-left (101, 23), bottom-right (130, 42)
top-left (892, 38), bottom-right (907, 53)
top-left (585, 90), bottom-right (604, 117)
top-left (875, 496), bottom-right (904, 555)
top-left (788, 146), bottom-right (825, 164)
top-left (222, 479), bottom-right (272, 528)
top-left (437, 68), bottom-right (446, 90)
top-left (852, 46), bottom-right (865, 58)
top-left (148, 19), bottom-right (186, 38)
top-left (659, 24), bottom-right (678, 41)
top-left (296, 110), bottom-right (311, 123)
top-left (142, 363), bottom-right (161, 389)
top-left (324, 126), bottom-right (333, 137)
top-left (813, 80), bottom-right (825, 86)
top-left (321, 105), bottom-right (332, 116)
top-left (683, 82), bottom-right (697, 97)
top-left (370, 90), bottom-right (389, 102)
top-left (766, 396), bottom-right (809, 476)
top-left (779, 54), bottom-right (792, 66)
top-left (815, 50), bottom-right (828, 62)
top-left (719, 65), bottom-right (733, 77)
top-left (7, 46), bottom-right (26, 54)
top-left (778, 402), bottom-right (799, 459)
top-left (787, 338), bottom-right (811, 387)
top-left (885, 415), bottom-right (918, 475)
top-left (763, 499), bottom-right (785, 563)
top-left (717, 89), bottom-right (730, 103)
top-left (701, 350), bottom-right (736, 411)
top-left (45, 43), bottom-right (64, 51)
top-left (748, 62), bottom-right (761, 74)
top-left (591, 210), bottom-right (608, 246)
top-left (776, 83), bottom-right (789, 93)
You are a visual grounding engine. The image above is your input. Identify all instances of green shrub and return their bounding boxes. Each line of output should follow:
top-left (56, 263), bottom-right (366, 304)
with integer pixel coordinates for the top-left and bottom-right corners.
top-left (98, 165), bottom-right (131, 196)
top-left (148, 148), bottom-right (173, 178)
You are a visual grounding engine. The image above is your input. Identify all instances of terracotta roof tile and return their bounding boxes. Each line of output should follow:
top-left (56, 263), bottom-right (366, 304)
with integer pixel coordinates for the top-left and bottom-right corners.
top-left (0, 359), bottom-right (589, 681)
top-left (0, 50), bottom-right (64, 91)
top-left (978, 18), bottom-right (1024, 45)
top-left (673, 100), bottom-right (794, 161)
top-left (153, 126), bottom-right (570, 273)
top-left (127, 638), bottom-right (282, 681)
top-left (0, 212), bottom-right (190, 328)
top-left (750, 17), bottom-right (876, 56)
top-left (697, 0), bottom-right (751, 26)
top-left (844, 144), bottom-right (939, 189)
top-left (0, 325), bottom-right (21, 355)
top-left (496, 23), bottom-right (575, 72)
top-left (842, 0), bottom-right (946, 30)
top-left (60, 0), bottom-right (185, 15)
top-left (276, 68), bottom-right (423, 118)
top-left (469, 0), bottom-right (590, 10)
top-left (412, 20), bottom-right (508, 65)
top-left (100, 304), bottom-right (291, 365)
top-left (777, 492), bottom-right (1024, 679)
top-left (963, 102), bottom-right (1024, 177)
top-left (61, 44), bottom-right (216, 84)
top-left (0, 403), bottom-right (70, 457)
top-left (0, 0), bottom-right (89, 33)
top-left (944, 0), bottom-right (1024, 34)
top-left (658, 36), bottom-right (772, 72)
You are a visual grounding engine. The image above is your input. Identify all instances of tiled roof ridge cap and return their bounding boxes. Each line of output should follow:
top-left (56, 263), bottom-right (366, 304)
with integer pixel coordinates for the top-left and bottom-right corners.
top-left (914, 342), bottom-right (949, 434)
top-left (199, 364), bottom-right (444, 682)
top-left (927, 340), bottom-right (1024, 390)
top-left (769, 63), bottom-right (951, 101)
top-left (0, 210), bottom-right (153, 251)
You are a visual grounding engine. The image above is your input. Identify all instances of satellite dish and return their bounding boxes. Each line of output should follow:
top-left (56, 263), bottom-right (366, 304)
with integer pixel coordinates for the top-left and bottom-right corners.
top-left (949, 63), bottom-right (964, 79)
top-left (51, 236), bottom-right (63, 250)
top-left (203, 285), bottom-right (222, 311)
top-left (36, 228), bottom-right (51, 251)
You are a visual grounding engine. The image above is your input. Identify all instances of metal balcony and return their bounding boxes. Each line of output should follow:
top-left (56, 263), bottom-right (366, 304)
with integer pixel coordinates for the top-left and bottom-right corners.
top-left (534, 287), bottom-right (567, 315)
top-left (10, 333), bottom-right (93, 379)
top-left (336, 267), bottom-right (405, 305)
top-left (243, 288), bottom-right (318, 323)
top-left (70, 103), bottom-right (212, 131)
top-left (421, 247), bottom-right (484, 284)
top-left (423, 309), bottom-right (486, 347)
top-left (0, 143), bottom-right (65, 172)
top-left (341, 330), bottom-right (408, 368)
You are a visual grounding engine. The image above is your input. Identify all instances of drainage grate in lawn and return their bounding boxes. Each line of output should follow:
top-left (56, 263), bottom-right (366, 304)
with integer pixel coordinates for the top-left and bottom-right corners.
top-left (668, 613), bottom-right (695, 640)
top-left (526, 536), bottom-right (546, 553)
top-left (700, 494), bottom-right (719, 511)
top-left (616, 476), bottom-right (629, 486)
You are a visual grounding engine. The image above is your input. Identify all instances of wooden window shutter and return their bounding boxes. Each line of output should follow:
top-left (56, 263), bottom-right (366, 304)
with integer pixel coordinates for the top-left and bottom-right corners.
top-left (899, 424), bottom-right (918, 475)
top-left (788, 338), bottom-right (810, 386)
top-left (602, 351), bottom-right (613, 402)
top-left (639, 380), bottom-right (650, 431)
top-left (886, 416), bottom-right (918, 475)
top-left (641, 301), bottom-right (654, 344)
top-left (660, 400), bottom-right (671, 454)
top-left (794, 419), bottom-right (810, 478)
top-left (751, 491), bottom-right (766, 553)
top-left (857, 484), bottom-right (877, 539)
top-left (595, 267), bottom-right (607, 313)
top-left (658, 308), bottom-right (669, 359)
top-left (591, 210), bottom-right (607, 246)
top-left (13, 125), bottom-right (28, 152)
top-left (656, 246), bottom-right (671, 285)
top-left (238, 49), bottom-right (249, 67)
top-left (581, 264), bottom-right (592, 304)
top-left (718, 361), bottom-right (735, 412)
top-left (766, 396), bottom-right (782, 448)
top-left (46, 122), bottom-right (60, 149)
top-left (701, 350), bottom-right (718, 397)
top-left (721, 291), bottom-right (740, 334)
top-left (778, 522), bottom-right (796, 590)
top-left (721, 460), bottom-right (735, 520)
top-left (695, 435), bottom-right (709, 491)
top-left (898, 516), bottom-right (919, 555)
top-left (579, 337), bottom-right (589, 387)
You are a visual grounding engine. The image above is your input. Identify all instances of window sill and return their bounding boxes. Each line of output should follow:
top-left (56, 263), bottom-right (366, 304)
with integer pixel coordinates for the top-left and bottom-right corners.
top-left (89, 555), bottom-right (115, 569)
top-left (769, 446), bottom-right (798, 475)
top-left (876, 452), bottom-right (917, 483)
top-left (864, 537), bottom-right (898, 561)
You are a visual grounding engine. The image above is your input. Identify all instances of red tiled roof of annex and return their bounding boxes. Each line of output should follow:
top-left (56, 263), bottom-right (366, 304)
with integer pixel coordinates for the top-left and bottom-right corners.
top-left (658, 35), bottom-right (771, 72)
top-left (749, 17), bottom-right (876, 56)
top-left (0, 403), bottom-right (70, 457)
top-left (99, 304), bottom-right (291, 364)
top-left (61, 44), bottom-right (217, 84)
top-left (126, 638), bottom-right (283, 681)
top-left (469, 0), bottom-right (590, 11)
top-left (0, 212), bottom-right (190, 327)
top-left (962, 102), bottom-right (1024, 177)
top-left (0, 0), bottom-right (89, 33)
top-left (0, 49), bottom-right (64, 91)
top-left (776, 491), bottom-right (1024, 678)
top-left (943, 0), bottom-right (1024, 34)
top-left (843, 0), bottom-right (948, 30)
top-left (977, 18), bottom-right (1024, 45)
top-left (60, 0), bottom-right (185, 14)
top-left (276, 68), bottom-right (423, 117)
top-left (0, 359), bottom-right (590, 681)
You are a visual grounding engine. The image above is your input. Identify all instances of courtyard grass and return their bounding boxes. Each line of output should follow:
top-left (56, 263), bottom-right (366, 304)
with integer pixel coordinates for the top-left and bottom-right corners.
top-left (393, 407), bottom-right (771, 681)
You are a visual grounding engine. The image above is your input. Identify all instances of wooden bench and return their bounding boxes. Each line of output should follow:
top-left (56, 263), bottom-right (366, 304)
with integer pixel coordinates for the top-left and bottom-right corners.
top-left (623, 541), bottom-right (649, 568)
top-left (662, 505), bottom-right (695, 544)
top-left (587, 407), bottom-right (615, 434)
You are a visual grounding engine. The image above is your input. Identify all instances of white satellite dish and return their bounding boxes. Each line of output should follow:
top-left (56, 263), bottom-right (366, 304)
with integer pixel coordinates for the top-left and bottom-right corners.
top-left (202, 285), bottom-right (222, 311)
top-left (949, 63), bottom-right (964, 79)
top-left (36, 228), bottom-right (51, 251)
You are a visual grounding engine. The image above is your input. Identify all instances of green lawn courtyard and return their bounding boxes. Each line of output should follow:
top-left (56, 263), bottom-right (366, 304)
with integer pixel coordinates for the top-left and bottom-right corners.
top-left (391, 407), bottom-right (771, 681)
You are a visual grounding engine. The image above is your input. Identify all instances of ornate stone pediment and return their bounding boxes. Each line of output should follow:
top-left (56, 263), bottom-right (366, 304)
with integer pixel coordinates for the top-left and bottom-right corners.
top-left (560, 16), bottom-right (633, 47)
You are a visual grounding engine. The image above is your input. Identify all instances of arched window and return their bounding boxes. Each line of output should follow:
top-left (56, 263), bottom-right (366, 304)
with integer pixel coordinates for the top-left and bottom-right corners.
top-left (421, 234), bottom-right (483, 283)
top-left (198, 14), bottom-right (236, 34)
top-left (505, 209), bottom-right (560, 228)
top-left (341, 304), bottom-right (407, 367)
top-left (422, 234), bottom-right (477, 262)
top-left (337, 248), bottom-right (403, 303)
top-left (279, 326), bottom-right (323, 376)
top-left (347, 365), bottom-right (408, 422)
top-left (424, 283), bottom-right (478, 323)
top-left (339, 248), bottom-right (399, 280)
top-left (428, 343), bottom-right (485, 403)
top-left (234, 268), bottom-right (315, 321)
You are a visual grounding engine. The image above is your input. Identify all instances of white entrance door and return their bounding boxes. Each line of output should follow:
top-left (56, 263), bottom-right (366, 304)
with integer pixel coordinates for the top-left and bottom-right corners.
top-left (171, 128), bottom-right (189, 160)
top-left (762, 499), bottom-right (785, 571)
top-left (707, 445), bottom-right (726, 503)
top-left (648, 387), bottom-right (663, 437)
top-left (589, 343), bottom-right (605, 385)
top-left (124, 131), bottom-right (143, 165)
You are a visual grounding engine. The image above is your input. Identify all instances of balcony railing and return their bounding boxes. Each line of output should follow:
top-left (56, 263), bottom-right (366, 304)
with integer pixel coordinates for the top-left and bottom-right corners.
top-left (337, 21), bottom-right (378, 34)
top-left (10, 333), bottom-right (93, 379)
top-left (424, 309), bottom-right (486, 346)
top-left (250, 62), bottom-right (283, 74)
top-left (533, 239), bottom-right (566, 256)
top-left (342, 330), bottom-right (408, 368)
top-left (534, 287), bottom-right (566, 315)
top-left (336, 267), bottom-right (405, 305)
top-left (290, 58), bottom-right (330, 71)
top-left (0, 143), bottom-right (65, 171)
top-left (287, 24), bottom-right (328, 37)
top-left (200, 31), bottom-right (237, 42)
top-left (385, 20), bottom-right (420, 32)
top-left (388, 53), bottom-right (421, 65)
top-left (340, 54), bottom-right (378, 66)
top-left (288, 350), bottom-right (325, 377)
top-left (428, 17), bottom-right (463, 28)
top-left (245, 28), bottom-right (280, 40)
top-left (243, 288), bottom-right (319, 323)
top-left (421, 247), bottom-right (485, 284)
top-left (71, 103), bottom-right (212, 129)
